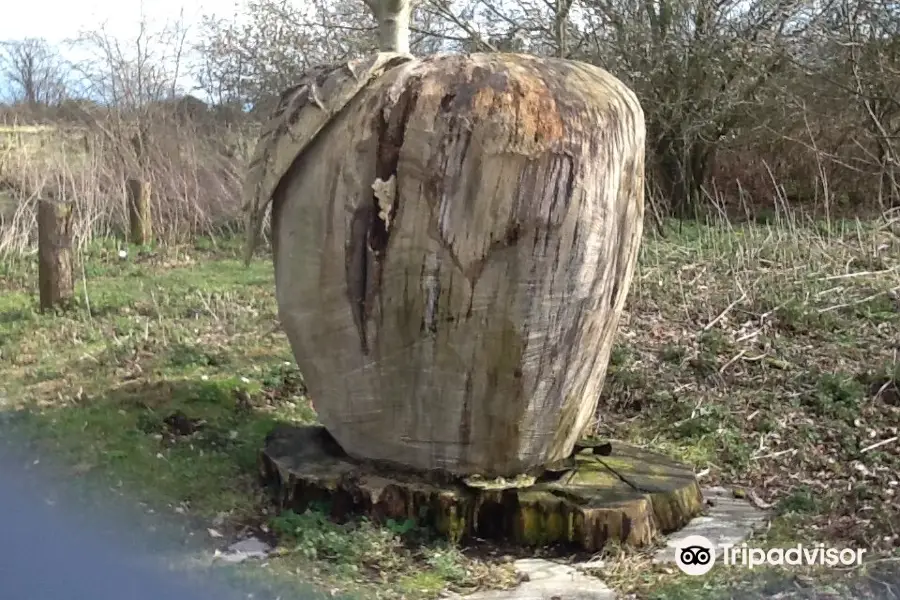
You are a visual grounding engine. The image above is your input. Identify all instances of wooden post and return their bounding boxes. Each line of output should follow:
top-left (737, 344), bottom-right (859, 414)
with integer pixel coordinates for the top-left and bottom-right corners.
top-left (127, 124), bottom-right (153, 246)
top-left (126, 177), bottom-right (152, 245)
top-left (37, 197), bottom-right (74, 312)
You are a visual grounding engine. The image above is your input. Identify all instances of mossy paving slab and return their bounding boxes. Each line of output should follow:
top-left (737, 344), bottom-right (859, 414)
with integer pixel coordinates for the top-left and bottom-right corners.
top-left (259, 424), bottom-right (703, 551)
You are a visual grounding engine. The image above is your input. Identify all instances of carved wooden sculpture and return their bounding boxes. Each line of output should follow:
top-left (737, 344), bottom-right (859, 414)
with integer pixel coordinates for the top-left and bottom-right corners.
top-left (244, 1), bottom-right (645, 479)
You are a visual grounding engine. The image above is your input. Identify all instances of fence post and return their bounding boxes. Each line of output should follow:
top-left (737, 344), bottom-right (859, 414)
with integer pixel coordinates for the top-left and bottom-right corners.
top-left (37, 196), bottom-right (74, 312)
top-left (126, 177), bottom-right (152, 245)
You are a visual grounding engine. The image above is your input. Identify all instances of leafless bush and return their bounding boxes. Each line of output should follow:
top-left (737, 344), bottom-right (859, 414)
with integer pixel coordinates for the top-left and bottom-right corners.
top-left (0, 112), bottom-right (252, 256)
top-left (0, 13), bottom-right (255, 255)
top-left (2, 0), bottom-right (898, 253)
top-left (0, 38), bottom-right (68, 108)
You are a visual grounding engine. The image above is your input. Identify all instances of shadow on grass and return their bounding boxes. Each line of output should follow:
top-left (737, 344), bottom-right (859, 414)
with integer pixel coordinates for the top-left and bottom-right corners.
top-left (9, 376), bottom-right (302, 519)
top-left (3, 374), bottom-right (520, 600)
top-left (0, 306), bottom-right (35, 325)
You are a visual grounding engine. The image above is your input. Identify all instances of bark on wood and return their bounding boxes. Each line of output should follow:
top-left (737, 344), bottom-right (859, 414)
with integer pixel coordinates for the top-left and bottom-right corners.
top-left (252, 52), bottom-right (646, 478)
top-left (127, 178), bottom-right (152, 245)
top-left (37, 197), bottom-right (74, 312)
top-left (364, 0), bottom-right (414, 54)
top-left (261, 424), bottom-right (702, 550)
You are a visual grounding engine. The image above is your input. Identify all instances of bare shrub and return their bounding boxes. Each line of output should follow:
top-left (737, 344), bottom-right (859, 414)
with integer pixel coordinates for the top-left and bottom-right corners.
top-left (0, 108), bottom-right (252, 255)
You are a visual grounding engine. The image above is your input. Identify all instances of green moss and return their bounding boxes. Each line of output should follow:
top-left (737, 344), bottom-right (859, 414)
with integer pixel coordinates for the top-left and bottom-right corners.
top-left (595, 454), bottom-right (672, 476)
top-left (553, 455), bottom-right (639, 500)
top-left (435, 500), bottom-right (467, 544)
top-left (516, 491), bottom-right (571, 545)
top-left (647, 483), bottom-right (703, 532)
top-left (396, 571), bottom-right (448, 596)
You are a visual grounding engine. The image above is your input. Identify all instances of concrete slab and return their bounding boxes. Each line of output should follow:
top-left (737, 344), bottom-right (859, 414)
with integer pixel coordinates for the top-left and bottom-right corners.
top-left (654, 486), bottom-right (771, 564)
top-left (213, 537), bottom-right (272, 564)
top-left (458, 558), bottom-right (616, 600)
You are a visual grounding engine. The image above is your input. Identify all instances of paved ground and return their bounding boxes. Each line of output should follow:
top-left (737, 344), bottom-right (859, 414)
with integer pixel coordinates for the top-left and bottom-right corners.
top-left (0, 425), bottom-right (328, 600)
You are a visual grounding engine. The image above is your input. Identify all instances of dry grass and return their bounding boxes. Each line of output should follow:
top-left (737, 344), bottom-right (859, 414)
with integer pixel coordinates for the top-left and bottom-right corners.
top-left (586, 213), bottom-right (900, 598)
top-left (0, 118), bottom-right (254, 255)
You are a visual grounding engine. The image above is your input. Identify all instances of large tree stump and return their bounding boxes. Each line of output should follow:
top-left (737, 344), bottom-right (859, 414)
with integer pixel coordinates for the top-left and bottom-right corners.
top-left (37, 197), bottom-right (74, 312)
top-left (260, 424), bottom-right (703, 551)
top-left (245, 52), bottom-right (645, 478)
top-left (126, 178), bottom-right (152, 245)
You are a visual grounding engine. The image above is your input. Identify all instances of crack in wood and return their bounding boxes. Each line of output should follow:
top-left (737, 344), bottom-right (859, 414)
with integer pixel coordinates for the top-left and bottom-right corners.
top-left (595, 457), bottom-right (649, 494)
top-left (345, 79), bottom-right (421, 354)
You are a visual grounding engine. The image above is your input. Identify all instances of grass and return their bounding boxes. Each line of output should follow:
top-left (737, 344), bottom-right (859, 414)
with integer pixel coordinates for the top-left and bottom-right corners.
top-left (600, 217), bottom-right (900, 541)
top-left (1, 214), bottom-right (899, 598)
top-left (0, 236), bottom-right (517, 598)
top-left (584, 215), bottom-right (900, 598)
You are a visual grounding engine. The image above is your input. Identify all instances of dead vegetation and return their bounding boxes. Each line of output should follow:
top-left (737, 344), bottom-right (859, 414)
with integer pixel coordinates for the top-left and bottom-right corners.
top-left (1, 213), bottom-right (898, 599)
top-left (1, 0), bottom-right (899, 597)
top-left (0, 115), bottom-right (252, 255)
top-left (0, 0), bottom-right (897, 249)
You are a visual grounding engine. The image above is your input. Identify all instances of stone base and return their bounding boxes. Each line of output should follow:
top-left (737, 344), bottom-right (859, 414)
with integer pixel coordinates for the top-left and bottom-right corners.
top-left (259, 424), bottom-right (703, 551)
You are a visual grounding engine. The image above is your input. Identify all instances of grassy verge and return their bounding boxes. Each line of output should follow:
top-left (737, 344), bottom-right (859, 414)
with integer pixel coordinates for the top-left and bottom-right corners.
top-left (0, 236), bottom-right (516, 598)
top-left (602, 217), bottom-right (899, 546)
top-left (1, 215), bottom-right (898, 598)
top-left (588, 215), bottom-right (900, 597)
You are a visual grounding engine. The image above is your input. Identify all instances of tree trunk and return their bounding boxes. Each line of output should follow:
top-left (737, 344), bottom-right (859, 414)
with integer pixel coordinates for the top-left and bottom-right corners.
top-left (365, 0), bottom-right (412, 54)
top-left (37, 197), bottom-right (74, 312)
top-left (655, 136), bottom-right (710, 219)
top-left (127, 178), bottom-right (152, 245)
top-left (255, 53), bottom-right (645, 478)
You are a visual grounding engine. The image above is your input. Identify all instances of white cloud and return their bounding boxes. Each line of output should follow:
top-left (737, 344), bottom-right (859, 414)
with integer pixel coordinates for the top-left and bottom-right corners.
top-left (0, 0), bottom-right (237, 44)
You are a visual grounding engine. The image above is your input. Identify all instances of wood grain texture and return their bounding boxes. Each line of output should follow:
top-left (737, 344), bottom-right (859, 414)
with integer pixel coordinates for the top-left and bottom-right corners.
top-left (263, 52), bottom-right (645, 477)
top-left (261, 424), bottom-right (703, 551)
top-left (37, 197), bottom-right (74, 312)
top-left (243, 52), bottom-right (413, 265)
top-left (126, 178), bottom-right (152, 245)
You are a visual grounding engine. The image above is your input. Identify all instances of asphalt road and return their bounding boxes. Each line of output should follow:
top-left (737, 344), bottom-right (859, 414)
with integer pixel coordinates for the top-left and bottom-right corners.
top-left (0, 451), bottom-right (243, 600)
top-left (0, 425), bottom-right (328, 600)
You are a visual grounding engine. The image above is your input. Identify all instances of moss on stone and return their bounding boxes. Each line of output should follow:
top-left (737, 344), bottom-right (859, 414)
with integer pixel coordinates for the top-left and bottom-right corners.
top-left (435, 497), bottom-right (467, 544)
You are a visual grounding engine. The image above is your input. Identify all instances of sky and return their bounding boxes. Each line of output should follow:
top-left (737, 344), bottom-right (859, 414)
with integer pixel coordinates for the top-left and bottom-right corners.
top-left (0, 0), bottom-right (249, 100)
top-left (0, 0), bottom-right (231, 45)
